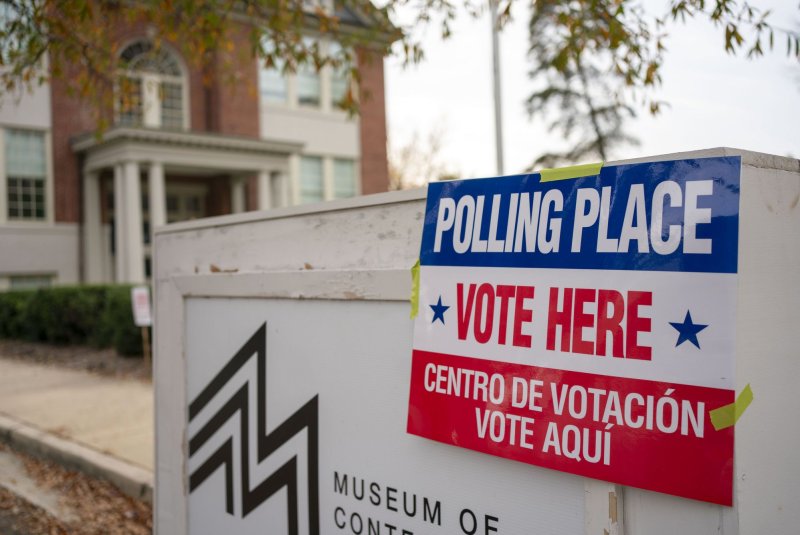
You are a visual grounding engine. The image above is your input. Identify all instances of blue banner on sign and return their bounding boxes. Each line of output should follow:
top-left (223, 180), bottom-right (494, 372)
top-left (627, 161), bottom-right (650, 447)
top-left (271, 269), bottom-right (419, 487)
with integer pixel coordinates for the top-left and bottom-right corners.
top-left (419, 156), bottom-right (740, 274)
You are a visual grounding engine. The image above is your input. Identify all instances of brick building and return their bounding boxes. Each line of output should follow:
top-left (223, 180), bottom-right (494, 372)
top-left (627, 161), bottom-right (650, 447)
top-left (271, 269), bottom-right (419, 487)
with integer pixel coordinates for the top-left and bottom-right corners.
top-left (0, 8), bottom-right (391, 288)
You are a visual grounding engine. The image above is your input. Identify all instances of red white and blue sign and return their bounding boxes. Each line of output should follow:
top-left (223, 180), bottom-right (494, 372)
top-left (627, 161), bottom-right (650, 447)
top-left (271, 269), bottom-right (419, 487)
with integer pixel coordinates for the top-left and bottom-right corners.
top-left (407, 156), bottom-right (741, 505)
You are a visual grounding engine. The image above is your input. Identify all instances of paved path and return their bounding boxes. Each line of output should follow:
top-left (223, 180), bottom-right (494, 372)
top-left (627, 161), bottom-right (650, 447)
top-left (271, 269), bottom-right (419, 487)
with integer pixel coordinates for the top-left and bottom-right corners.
top-left (0, 358), bottom-right (153, 470)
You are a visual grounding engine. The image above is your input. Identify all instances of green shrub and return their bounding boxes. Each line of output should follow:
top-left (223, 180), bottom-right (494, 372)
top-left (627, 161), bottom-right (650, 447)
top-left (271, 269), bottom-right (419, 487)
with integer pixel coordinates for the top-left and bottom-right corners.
top-left (0, 290), bottom-right (30, 339)
top-left (101, 286), bottom-right (143, 356)
top-left (0, 284), bottom-right (146, 357)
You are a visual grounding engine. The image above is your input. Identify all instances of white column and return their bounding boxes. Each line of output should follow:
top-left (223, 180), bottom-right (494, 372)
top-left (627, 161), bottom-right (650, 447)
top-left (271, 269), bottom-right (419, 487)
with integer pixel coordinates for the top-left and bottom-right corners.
top-left (288, 154), bottom-right (300, 206)
top-left (257, 170), bottom-right (271, 211)
top-left (124, 161), bottom-right (145, 283)
top-left (148, 161), bottom-right (166, 234)
top-left (230, 177), bottom-right (246, 213)
top-left (113, 164), bottom-right (127, 283)
top-left (272, 171), bottom-right (289, 208)
top-left (320, 43), bottom-right (332, 113)
top-left (83, 170), bottom-right (104, 283)
top-left (323, 157), bottom-right (334, 201)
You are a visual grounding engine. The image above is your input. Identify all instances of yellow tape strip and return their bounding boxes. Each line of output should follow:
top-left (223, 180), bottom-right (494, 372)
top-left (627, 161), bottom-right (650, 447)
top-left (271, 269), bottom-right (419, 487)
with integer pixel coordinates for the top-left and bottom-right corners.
top-left (410, 259), bottom-right (420, 319)
top-left (710, 384), bottom-right (754, 431)
top-left (539, 162), bottom-right (604, 182)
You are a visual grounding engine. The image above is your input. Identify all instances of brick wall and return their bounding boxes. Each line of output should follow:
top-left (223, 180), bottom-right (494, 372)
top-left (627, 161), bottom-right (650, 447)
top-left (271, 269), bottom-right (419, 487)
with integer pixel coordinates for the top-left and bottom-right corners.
top-left (206, 176), bottom-right (233, 216)
top-left (357, 49), bottom-right (390, 195)
top-left (190, 65), bottom-right (212, 132)
top-left (208, 21), bottom-right (260, 138)
top-left (50, 73), bottom-right (97, 224)
top-left (246, 175), bottom-right (258, 212)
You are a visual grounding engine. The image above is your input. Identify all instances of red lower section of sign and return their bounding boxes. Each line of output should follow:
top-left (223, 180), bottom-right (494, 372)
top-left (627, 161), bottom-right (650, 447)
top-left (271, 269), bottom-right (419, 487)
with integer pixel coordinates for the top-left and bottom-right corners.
top-left (407, 350), bottom-right (734, 505)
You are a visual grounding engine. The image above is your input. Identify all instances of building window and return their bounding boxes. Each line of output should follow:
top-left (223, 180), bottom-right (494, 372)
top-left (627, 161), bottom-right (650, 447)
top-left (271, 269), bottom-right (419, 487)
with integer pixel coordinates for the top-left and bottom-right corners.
top-left (328, 42), bottom-right (350, 109)
top-left (297, 65), bottom-right (321, 107)
top-left (165, 184), bottom-right (208, 224)
top-left (6, 129), bottom-right (46, 221)
top-left (297, 38), bottom-right (321, 108)
top-left (259, 63), bottom-right (288, 104)
top-left (0, 5), bottom-right (21, 55)
top-left (166, 194), bottom-right (179, 213)
top-left (116, 40), bottom-right (187, 130)
top-left (9, 274), bottom-right (52, 290)
top-left (302, 0), bottom-right (329, 11)
top-left (333, 158), bottom-right (356, 199)
top-left (295, 156), bottom-right (358, 204)
top-left (160, 81), bottom-right (184, 129)
top-left (259, 40), bottom-right (288, 104)
top-left (117, 77), bottom-right (143, 126)
top-left (299, 156), bottom-right (324, 204)
top-left (258, 37), bottom-right (355, 113)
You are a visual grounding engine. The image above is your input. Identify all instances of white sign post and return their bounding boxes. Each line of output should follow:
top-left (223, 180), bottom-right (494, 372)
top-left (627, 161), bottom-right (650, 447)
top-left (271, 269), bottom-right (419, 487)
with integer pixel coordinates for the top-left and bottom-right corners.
top-left (154, 149), bottom-right (800, 535)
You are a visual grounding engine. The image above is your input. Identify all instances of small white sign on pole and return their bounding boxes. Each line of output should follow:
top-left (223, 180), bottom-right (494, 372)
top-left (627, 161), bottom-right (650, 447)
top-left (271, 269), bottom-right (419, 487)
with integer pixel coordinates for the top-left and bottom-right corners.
top-left (131, 285), bottom-right (152, 327)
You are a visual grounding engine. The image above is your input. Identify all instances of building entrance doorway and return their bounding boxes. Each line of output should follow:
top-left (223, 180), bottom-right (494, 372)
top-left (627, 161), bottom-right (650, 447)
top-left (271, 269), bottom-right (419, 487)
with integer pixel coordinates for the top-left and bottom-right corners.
top-left (165, 182), bottom-right (208, 223)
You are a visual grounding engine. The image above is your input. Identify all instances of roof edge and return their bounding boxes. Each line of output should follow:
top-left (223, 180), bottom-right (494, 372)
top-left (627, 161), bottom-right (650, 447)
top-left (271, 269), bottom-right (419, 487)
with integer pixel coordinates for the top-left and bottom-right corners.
top-left (71, 127), bottom-right (303, 155)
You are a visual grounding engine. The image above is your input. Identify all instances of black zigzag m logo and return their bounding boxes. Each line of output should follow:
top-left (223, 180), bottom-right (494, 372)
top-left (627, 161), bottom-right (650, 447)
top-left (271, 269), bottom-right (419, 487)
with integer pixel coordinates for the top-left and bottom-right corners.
top-left (188, 323), bottom-right (319, 534)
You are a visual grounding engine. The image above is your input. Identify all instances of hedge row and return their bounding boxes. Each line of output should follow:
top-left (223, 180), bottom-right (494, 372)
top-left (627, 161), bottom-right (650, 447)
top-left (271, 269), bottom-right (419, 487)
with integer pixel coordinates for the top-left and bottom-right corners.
top-left (0, 285), bottom-right (144, 356)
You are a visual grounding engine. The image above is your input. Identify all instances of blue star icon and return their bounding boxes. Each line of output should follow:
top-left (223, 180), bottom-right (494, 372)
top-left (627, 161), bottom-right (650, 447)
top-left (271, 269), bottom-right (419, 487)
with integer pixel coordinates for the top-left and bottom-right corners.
top-left (430, 296), bottom-right (449, 325)
top-left (670, 311), bottom-right (708, 349)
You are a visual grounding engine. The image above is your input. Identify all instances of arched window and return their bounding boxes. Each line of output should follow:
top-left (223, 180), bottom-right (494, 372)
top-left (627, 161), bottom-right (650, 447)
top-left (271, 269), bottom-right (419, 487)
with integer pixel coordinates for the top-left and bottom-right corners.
top-left (116, 40), bottom-right (187, 130)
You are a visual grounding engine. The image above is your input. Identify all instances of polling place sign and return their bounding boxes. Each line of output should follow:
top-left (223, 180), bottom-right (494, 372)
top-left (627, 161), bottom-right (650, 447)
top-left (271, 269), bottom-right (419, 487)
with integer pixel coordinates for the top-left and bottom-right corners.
top-left (408, 156), bottom-right (741, 506)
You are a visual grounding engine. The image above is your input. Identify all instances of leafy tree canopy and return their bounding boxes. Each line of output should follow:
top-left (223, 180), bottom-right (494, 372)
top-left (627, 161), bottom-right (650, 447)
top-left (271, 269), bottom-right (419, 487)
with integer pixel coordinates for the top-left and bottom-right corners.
top-left (0, 0), bottom-right (796, 152)
top-left (522, 0), bottom-right (799, 167)
top-left (0, 0), bottom-right (410, 119)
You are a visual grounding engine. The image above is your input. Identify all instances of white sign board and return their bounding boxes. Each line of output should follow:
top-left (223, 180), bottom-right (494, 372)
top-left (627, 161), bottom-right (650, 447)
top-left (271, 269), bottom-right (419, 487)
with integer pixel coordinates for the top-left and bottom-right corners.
top-left (154, 149), bottom-right (800, 535)
top-left (184, 297), bottom-right (579, 534)
top-left (131, 285), bottom-right (152, 327)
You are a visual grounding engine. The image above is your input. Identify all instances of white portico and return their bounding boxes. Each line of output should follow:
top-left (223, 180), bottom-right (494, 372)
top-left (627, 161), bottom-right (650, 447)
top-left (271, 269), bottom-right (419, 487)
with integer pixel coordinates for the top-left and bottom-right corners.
top-left (73, 127), bottom-right (302, 283)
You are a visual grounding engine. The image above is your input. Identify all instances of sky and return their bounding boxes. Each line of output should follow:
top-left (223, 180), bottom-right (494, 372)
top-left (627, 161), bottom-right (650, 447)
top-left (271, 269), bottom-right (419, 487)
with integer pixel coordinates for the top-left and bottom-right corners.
top-left (384, 1), bottom-right (799, 183)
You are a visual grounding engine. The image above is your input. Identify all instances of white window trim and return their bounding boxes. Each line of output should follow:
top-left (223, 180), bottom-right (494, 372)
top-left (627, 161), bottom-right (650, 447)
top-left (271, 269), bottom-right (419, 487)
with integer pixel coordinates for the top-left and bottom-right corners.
top-left (114, 40), bottom-right (191, 131)
top-left (141, 73), bottom-right (162, 127)
top-left (0, 126), bottom-right (54, 226)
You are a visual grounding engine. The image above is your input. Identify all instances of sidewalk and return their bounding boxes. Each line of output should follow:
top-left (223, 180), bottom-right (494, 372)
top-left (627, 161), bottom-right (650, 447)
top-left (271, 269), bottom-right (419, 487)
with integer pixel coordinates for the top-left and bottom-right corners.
top-left (0, 357), bottom-right (154, 499)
